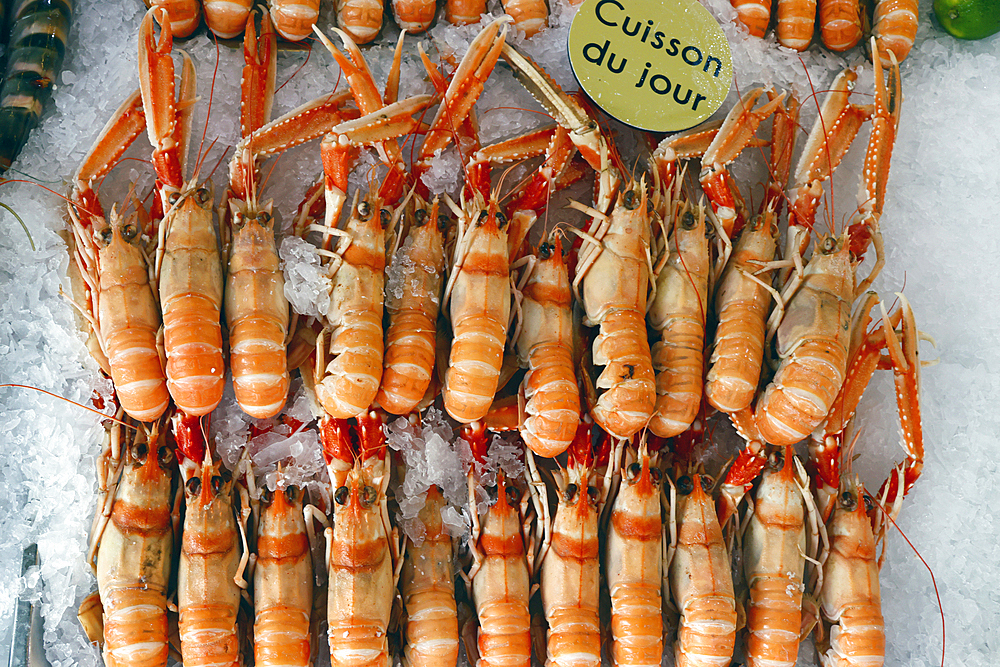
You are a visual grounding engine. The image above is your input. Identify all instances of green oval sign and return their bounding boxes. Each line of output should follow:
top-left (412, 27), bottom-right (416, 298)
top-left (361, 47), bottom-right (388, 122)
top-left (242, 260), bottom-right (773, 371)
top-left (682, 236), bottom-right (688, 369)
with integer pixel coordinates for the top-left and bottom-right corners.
top-left (568, 0), bottom-right (734, 132)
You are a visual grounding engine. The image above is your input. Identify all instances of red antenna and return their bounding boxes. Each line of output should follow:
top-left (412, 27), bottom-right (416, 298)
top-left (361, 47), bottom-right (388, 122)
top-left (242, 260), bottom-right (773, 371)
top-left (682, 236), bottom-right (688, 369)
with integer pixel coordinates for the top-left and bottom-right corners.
top-left (0, 384), bottom-right (135, 429)
top-left (866, 489), bottom-right (946, 667)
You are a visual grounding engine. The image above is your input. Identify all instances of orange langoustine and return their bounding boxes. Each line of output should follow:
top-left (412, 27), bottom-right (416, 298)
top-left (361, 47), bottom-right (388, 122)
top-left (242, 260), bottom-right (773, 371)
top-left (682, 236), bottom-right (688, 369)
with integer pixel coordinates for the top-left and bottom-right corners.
top-left (816, 471), bottom-right (886, 667)
top-left (423, 21), bottom-right (512, 425)
top-left (819, 0), bottom-right (864, 51)
top-left (607, 439), bottom-right (666, 667)
top-left (68, 88), bottom-right (169, 424)
top-left (575, 181), bottom-right (657, 440)
top-left (669, 472), bottom-right (737, 667)
top-left (646, 200), bottom-right (711, 440)
top-left (139, 8), bottom-right (225, 417)
top-left (224, 10), bottom-right (291, 420)
top-left (85, 416), bottom-right (174, 667)
top-left (441, 182), bottom-right (511, 424)
top-left (313, 189), bottom-right (388, 419)
top-left (535, 421), bottom-right (609, 667)
top-left (378, 196), bottom-right (447, 415)
top-left (463, 424), bottom-right (534, 667)
top-left (400, 485), bottom-right (460, 667)
top-left (513, 234), bottom-right (581, 457)
top-left (391, 0), bottom-right (436, 32)
top-left (269, 0), bottom-right (322, 40)
top-left (336, 0), bottom-right (384, 44)
top-left (321, 413), bottom-right (396, 667)
top-left (703, 92), bottom-right (796, 419)
top-left (742, 447), bottom-right (819, 667)
top-left (178, 455), bottom-right (244, 667)
top-left (146, 0), bottom-right (202, 38)
top-left (254, 476), bottom-right (314, 667)
top-left (202, 0), bottom-right (253, 38)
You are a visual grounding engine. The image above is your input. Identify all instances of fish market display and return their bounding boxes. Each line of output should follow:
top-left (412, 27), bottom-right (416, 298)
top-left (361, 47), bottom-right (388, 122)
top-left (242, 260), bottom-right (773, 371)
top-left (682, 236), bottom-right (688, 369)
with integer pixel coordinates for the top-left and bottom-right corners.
top-left (3, 0), bottom-right (972, 666)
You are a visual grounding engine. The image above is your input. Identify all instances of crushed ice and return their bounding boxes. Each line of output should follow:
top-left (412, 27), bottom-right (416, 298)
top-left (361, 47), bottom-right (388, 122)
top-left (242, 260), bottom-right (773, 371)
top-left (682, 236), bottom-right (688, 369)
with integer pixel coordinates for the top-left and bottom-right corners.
top-left (386, 408), bottom-right (473, 541)
top-left (280, 235), bottom-right (332, 319)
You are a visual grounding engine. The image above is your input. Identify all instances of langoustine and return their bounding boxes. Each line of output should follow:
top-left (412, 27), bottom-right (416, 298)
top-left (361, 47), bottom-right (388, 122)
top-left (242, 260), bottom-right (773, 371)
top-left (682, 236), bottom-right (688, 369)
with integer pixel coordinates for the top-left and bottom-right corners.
top-left (321, 413), bottom-right (396, 667)
top-left (704, 90), bottom-right (796, 419)
top-left (86, 416), bottom-right (174, 667)
top-left (646, 201), bottom-right (711, 439)
top-left (535, 421), bottom-right (609, 667)
top-left (742, 447), bottom-right (822, 667)
top-left (254, 478), bottom-right (314, 667)
top-left (67, 88), bottom-right (169, 424)
top-left (146, 1), bottom-right (201, 38)
top-left (441, 184), bottom-right (511, 424)
top-left (378, 197), bottom-right (447, 416)
top-left (391, 0), bottom-right (436, 32)
top-left (463, 423), bottom-right (534, 667)
top-left (313, 191), bottom-right (388, 419)
top-left (513, 233), bottom-right (581, 457)
top-left (669, 472), bottom-right (737, 667)
top-left (224, 10), bottom-right (291, 419)
top-left (575, 182), bottom-right (657, 440)
top-left (203, 0), bottom-right (253, 38)
top-left (139, 8), bottom-right (226, 417)
top-left (269, 0), bottom-right (322, 40)
top-left (815, 471), bottom-right (885, 667)
top-left (606, 439), bottom-right (665, 667)
top-left (178, 455), bottom-right (244, 667)
top-left (400, 486), bottom-right (460, 667)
